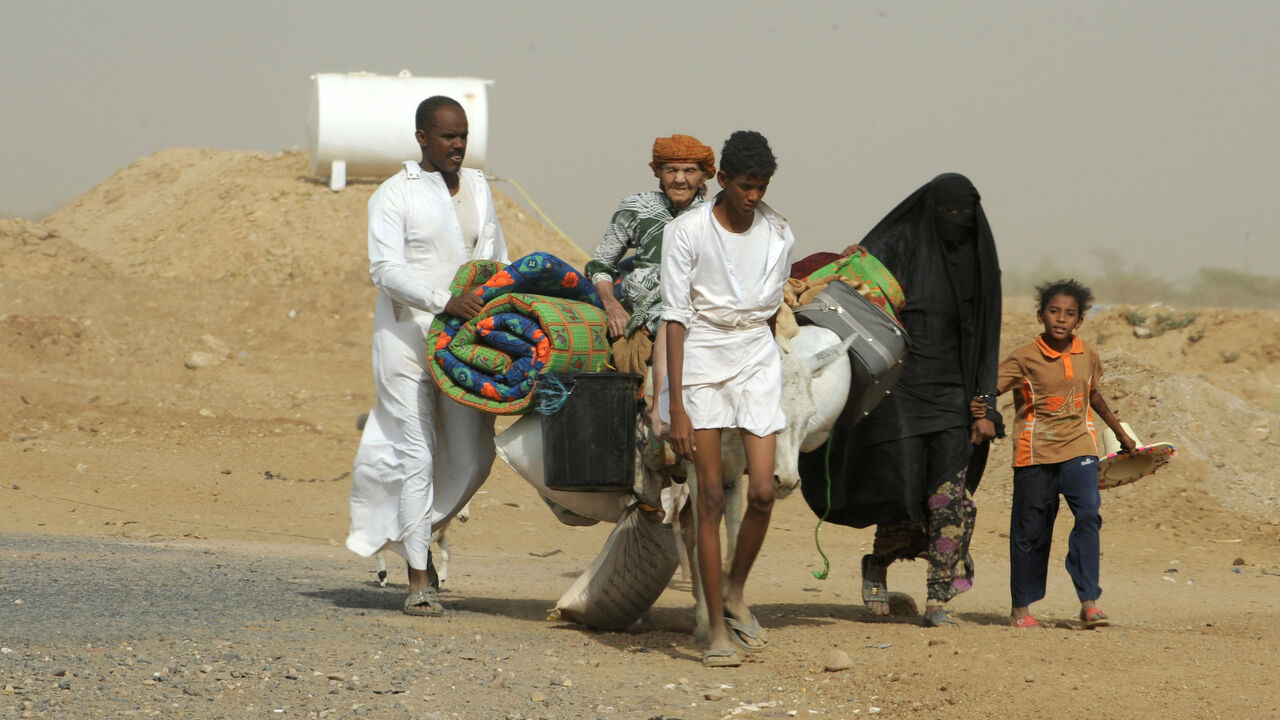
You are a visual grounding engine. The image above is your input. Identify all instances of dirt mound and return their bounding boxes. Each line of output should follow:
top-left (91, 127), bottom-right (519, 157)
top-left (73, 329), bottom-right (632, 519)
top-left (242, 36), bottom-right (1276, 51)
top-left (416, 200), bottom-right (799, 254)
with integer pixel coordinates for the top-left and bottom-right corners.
top-left (0, 217), bottom-right (111, 278)
top-left (41, 147), bottom-right (585, 285)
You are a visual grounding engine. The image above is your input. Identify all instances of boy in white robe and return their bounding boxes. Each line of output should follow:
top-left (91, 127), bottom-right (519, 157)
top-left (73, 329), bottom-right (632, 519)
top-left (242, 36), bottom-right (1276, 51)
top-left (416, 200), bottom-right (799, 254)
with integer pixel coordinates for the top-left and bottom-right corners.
top-left (346, 96), bottom-right (509, 616)
top-left (661, 131), bottom-right (794, 667)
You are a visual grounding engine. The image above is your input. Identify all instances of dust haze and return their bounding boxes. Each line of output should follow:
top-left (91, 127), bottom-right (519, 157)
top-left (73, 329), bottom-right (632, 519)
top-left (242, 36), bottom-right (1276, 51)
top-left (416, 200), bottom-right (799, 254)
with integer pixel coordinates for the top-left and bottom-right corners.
top-left (2, 1), bottom-right (1277, 284)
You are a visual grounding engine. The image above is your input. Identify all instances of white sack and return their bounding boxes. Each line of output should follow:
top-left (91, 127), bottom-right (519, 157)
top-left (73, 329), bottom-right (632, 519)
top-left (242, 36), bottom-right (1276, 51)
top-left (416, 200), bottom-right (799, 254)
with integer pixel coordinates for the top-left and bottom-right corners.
top-left (551, 504), bottom-right (679, 631)
top-left (495, 414), bottom-right (630, 524)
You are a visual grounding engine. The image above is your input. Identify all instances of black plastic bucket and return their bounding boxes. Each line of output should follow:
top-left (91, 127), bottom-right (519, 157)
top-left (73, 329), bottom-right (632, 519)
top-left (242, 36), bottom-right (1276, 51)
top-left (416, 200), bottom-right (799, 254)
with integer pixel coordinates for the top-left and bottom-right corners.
top-left (541, 372), bottom-right (644, 492)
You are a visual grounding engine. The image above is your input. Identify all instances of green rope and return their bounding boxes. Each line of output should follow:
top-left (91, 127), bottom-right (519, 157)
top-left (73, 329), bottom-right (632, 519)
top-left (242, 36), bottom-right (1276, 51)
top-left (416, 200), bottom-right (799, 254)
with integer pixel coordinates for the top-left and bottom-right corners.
top-left (811, 435), bottom-right (836, 580)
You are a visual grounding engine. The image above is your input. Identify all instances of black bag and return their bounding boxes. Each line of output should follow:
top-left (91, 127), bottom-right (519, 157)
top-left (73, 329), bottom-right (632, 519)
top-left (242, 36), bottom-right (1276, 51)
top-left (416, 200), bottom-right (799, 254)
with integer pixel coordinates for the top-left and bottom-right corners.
top-left (794, 280), bottom-right (909, 428)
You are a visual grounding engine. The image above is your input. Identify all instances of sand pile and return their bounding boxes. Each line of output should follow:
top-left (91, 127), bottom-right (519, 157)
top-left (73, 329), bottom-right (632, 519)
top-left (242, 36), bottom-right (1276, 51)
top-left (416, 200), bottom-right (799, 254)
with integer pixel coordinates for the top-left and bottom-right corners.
top-left (36, 147), bottom-right (585, 284)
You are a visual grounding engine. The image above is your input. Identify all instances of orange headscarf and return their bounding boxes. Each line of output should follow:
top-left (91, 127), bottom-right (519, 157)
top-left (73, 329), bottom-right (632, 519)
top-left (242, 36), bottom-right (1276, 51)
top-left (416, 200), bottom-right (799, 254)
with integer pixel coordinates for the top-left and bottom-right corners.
top-left (649, 134), bottom-right (716, 179)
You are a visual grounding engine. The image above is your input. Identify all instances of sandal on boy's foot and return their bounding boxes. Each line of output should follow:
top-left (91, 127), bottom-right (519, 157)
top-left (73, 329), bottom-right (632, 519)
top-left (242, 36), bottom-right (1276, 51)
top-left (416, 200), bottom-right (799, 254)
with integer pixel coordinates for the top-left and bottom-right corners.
top-left (724, 613), bottom-right (769, 653)
top-left (860, 554), bottom-right (890, 615)
top-left (1080, 607), bottom-right (1109, 628)
top-left (701, 647), bottom-right (741, 668)
top-left (921, 609), bottom-right (959, 627)
top-left (1010, 614), bottom-right (1042, 628)
top-left (402, 587), bottom-right (443, 616)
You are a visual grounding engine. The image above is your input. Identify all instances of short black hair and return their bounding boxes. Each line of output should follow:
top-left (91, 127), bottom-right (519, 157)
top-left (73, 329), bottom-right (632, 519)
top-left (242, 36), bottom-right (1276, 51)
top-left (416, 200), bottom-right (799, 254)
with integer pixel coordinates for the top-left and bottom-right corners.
top-left (1035, 278), bottom-right (1094, 316)
top-left (415, 96), bottom-right (464, 131)
top-left (719, 131), bottom-right (777, 179)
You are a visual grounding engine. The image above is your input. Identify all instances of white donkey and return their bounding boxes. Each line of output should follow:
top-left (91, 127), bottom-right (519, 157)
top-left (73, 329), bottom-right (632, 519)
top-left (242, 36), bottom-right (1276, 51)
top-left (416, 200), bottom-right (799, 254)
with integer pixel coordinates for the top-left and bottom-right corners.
top-left (676, 324), bottom-right (853, 641)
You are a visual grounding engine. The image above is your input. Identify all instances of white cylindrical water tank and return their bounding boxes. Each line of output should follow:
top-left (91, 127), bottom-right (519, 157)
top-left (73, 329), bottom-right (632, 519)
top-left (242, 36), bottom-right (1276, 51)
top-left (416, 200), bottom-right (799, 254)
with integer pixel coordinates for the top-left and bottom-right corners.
top-left (308, 71), bottom-right (492, 189)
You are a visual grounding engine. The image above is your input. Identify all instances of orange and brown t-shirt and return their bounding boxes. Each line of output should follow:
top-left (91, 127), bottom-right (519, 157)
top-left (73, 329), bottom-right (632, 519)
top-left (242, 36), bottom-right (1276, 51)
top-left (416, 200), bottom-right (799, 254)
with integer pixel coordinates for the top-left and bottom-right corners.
top-left (997, 335), bottom-right (1103, 467)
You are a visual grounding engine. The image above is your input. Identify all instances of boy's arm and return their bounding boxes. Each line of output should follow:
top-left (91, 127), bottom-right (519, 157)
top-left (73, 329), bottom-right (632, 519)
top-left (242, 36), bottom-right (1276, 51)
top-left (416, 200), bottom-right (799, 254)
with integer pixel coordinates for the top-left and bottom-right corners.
top-left (665, 322), bottom-right (694, 459)
top-left (1090, 387), bottom-right (1137, 456)
top-left (659, 221), bottom-right (696, 459)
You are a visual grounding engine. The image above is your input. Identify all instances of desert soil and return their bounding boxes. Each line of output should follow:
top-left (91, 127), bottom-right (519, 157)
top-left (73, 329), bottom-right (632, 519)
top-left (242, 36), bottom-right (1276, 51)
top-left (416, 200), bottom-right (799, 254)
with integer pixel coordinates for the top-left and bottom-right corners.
top-left (2, 149), bottom-right (1278, 719)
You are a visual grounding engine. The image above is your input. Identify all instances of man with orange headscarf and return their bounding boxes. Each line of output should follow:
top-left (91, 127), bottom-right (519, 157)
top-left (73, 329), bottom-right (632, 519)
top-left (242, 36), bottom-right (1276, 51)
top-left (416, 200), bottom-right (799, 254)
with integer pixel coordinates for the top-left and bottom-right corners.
top-left (587, 135), bottom-right (714, 427)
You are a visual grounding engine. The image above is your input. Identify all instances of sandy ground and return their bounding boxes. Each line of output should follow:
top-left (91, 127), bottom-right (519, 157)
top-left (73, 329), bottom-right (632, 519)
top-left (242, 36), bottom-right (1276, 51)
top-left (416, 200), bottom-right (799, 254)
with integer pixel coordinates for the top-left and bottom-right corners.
top-left (2, 149), bottom-right (1279, 719)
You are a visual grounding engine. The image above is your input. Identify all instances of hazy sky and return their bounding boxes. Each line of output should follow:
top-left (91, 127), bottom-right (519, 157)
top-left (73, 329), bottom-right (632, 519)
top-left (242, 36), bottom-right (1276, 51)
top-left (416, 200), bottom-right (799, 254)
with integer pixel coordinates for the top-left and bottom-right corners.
top-left (3, 1), bottom-right (1277, 278)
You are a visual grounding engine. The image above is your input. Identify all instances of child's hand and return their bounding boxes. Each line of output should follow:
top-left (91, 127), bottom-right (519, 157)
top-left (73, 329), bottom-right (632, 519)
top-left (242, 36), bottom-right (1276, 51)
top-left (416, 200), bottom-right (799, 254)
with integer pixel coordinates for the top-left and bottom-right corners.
top-left (1118, 432), bottom-right (1139, 457)
top-left (969, 398), bottom-right (987, 419)
top-left (970, 418), bottom-right (996, 444)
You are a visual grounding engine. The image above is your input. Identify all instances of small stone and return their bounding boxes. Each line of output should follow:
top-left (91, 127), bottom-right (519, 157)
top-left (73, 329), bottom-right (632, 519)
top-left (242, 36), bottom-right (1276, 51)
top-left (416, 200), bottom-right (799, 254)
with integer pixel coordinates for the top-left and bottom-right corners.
top-left (1133, 327), bottom-right (1152, 338)
top-left (53, 669), bottom-right (67, 677)
top-left (824, 649), bottom-right (854, 671)
top-left (487, 674), bottom-right (507, 690)
top-left (703, 689), bottom-right (725, 701)
top-left (530, 691), bottom-right (547, 702)
top-left (927, 638), bottom-right (950, 647)
top-left (57, 680), bottom-right (70, 690)
top-left (184, 351), bottom-right (224, 369)
top-left (326, 674), bottom-right (345, 682)
top-left (1025, 674), bottom-right (1035, 683)
top-left (1232, 557), bottom-right (1246, 566)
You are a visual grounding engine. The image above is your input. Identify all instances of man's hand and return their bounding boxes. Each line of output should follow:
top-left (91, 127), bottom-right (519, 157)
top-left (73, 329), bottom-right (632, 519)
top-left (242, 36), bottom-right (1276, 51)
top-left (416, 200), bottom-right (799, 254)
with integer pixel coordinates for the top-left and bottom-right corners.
top-left (667, 408), bottom-right (696, 461)
top-left (970, 418), bottom-right (996, 445)
top-left (841, 243), bottom-right (867, 258)
top-left (444, 292), bottom-right (485, 320)
top-left (602, 298), bottom-right (631, 339)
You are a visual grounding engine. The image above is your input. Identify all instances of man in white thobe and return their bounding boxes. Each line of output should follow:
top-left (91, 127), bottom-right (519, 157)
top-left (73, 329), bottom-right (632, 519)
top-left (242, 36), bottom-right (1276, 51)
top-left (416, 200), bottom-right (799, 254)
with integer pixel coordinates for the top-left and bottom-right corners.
top-left (346, 96), bottom-right (509, 615)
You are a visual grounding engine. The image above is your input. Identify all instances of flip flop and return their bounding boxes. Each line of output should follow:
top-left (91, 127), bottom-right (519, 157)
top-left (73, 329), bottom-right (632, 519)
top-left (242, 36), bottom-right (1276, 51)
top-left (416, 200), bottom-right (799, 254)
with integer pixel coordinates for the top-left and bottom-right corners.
top-left (921, 608), bottom-right (959, 627)
top-left (861, 554), bottom-right (889, 614)
top-left (1080, 607), bottom-right (1109, 628)
top-left (1010, 614), bottom-right (1042, 628)
top-left (701, 647), bottom-right (741, 668)
top-left (402, 586), bottom-right (443, 616)
top-left (724, 613), bottom-right (770, 652)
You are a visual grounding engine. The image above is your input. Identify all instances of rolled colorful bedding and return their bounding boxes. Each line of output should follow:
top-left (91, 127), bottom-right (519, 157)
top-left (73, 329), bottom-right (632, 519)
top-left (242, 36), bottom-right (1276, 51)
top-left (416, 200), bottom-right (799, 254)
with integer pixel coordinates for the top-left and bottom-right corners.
top-left (428, 252), bottom-right (612, 415)
top-left (792, 250), bottom-right (905, 323)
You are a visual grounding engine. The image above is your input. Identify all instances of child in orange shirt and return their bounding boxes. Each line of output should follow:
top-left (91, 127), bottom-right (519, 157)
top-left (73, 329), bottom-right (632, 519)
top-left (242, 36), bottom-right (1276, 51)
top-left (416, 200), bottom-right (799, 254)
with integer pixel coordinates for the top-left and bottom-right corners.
top-left (973, 279), bottom-right (1136, 628)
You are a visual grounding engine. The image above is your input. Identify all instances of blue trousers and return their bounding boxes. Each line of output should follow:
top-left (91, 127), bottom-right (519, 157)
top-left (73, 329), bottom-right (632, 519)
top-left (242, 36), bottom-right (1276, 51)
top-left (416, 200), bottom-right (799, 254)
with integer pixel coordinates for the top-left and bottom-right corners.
top-left (1009, 456), bottom-right (1102, 607)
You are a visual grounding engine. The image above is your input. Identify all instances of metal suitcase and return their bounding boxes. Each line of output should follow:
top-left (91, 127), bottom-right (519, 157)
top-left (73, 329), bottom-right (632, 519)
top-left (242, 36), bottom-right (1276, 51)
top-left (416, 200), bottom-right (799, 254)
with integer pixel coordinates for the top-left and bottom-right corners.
top-left (794, 279), bottom-right (910, 427)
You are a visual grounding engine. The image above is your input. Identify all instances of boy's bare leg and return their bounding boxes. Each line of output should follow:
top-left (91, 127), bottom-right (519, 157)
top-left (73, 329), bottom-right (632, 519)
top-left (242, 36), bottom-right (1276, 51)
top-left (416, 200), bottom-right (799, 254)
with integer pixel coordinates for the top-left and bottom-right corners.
top-left (722, 430), bottom-right (776, 649)
top-left (693, 428), bottom-right (735, 656)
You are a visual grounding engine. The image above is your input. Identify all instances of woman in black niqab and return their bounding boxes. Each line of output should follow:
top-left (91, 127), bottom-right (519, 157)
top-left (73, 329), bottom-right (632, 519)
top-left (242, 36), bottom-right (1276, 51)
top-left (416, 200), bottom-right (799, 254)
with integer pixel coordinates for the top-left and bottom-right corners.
top-left (798, 173), bottom-right (1002, 627)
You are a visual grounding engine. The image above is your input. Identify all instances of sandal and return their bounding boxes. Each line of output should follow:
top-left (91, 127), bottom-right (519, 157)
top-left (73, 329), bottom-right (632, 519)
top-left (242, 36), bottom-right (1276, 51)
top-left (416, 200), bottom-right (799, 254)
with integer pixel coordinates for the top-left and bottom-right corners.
top-left (1080, 607), bottom-right (1109, 628)
top-left (921, 608), bottom-right (959, 627)
top-left (861, 554), bottom-right (890, 615)
top-left (701, 647), bottom-right (741, 668)
top-left (1010, 614), bottom-right (1042, 628)
top-left (402, 586), bottom-right (443, 616)
top-left (724, 613), bottom-right (769, 652)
